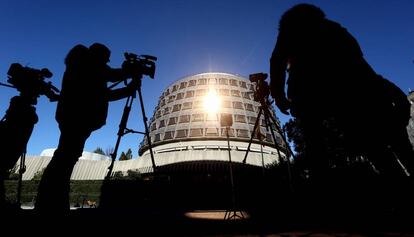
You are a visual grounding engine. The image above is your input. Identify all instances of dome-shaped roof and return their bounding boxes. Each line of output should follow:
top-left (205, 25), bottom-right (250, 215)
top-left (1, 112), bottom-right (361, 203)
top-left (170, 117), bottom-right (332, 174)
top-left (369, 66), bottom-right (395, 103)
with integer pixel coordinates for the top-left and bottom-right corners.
top-left (139, 72), bottom-right (285, 155)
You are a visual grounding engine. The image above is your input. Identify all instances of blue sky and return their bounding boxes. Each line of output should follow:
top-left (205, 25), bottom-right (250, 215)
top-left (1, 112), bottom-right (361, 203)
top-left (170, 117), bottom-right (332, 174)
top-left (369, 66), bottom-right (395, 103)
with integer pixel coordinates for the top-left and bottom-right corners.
top-left (0, 0), bottom-right (413, 157)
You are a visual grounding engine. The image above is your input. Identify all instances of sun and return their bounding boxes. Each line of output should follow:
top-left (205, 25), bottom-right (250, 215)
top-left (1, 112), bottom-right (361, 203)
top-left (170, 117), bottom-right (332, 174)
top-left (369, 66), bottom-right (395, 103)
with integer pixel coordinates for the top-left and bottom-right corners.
top-left (203, 89), bottom-right (221, 114)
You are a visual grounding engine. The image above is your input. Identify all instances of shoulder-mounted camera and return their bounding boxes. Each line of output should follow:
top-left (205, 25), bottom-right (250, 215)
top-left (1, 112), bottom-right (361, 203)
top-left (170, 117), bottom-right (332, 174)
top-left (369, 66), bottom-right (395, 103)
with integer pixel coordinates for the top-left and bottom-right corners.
top-left (6, 63), bottom-right (59, 101)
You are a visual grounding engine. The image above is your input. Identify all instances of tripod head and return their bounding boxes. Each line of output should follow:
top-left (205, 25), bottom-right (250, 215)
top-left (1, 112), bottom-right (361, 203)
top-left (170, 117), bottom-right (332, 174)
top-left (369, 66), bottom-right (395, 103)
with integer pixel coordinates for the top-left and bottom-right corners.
top-left (249, 73), bottom-right (272, 106)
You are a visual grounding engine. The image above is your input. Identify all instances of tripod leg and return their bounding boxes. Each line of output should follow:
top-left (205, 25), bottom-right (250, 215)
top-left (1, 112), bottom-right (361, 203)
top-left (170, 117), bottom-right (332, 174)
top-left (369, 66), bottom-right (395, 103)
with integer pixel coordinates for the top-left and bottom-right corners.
top-left (263, 108), bottom-right (294, 192)
top-left (242, 108), bottom-right (263, 164)
top-left (16, 150), bottom-right (26, 207)
top-left (105, 96), bottom-right (133, 181)
top-left (137, 86), bottom-right (157, 172)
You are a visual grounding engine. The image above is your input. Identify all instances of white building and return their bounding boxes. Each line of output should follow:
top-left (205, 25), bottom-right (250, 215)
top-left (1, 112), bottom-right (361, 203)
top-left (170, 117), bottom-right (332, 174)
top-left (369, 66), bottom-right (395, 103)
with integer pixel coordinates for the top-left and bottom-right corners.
top-left (19, 72), bottom-right (287, 180)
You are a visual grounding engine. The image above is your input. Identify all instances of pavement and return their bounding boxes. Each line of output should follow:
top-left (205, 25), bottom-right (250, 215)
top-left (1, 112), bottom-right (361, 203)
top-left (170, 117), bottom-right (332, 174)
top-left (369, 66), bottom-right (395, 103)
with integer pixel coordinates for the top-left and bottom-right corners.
top-left (2, 205), bottom-right (414, 236)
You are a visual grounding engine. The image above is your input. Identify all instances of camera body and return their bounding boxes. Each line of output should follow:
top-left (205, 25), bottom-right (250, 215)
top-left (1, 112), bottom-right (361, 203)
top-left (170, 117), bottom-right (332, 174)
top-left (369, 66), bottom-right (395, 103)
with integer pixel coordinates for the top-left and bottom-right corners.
top-left (249, 72), bottom-right (267, 83)
top-left (122, 52), bottom-right (157, 79)
top-left (249, 73), bottom-right (270, 103)
top-left (7, 63), bottom-right (59, 101)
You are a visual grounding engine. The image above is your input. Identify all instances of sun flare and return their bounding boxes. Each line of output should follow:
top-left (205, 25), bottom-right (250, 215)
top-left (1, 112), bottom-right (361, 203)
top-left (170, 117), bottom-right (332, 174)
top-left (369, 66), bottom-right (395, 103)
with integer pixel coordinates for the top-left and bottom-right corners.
top-left (203, 89), bottom-right (221, 114)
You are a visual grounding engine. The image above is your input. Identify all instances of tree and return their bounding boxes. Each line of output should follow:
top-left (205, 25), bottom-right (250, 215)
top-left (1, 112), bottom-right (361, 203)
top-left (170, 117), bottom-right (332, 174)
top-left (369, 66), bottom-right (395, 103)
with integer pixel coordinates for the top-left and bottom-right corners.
top-left (125, 148), bottom-right (133, 160)
top-left (119, 152), bottom-right (127, 161)
top-left (93, 147), bottom-right (105, 155)
top-left (119, 148), bottom-right (133, 161)
top-left (105, 147), bottom-right (114, 157)
top-left (32, 168), bottom-right (46, 180)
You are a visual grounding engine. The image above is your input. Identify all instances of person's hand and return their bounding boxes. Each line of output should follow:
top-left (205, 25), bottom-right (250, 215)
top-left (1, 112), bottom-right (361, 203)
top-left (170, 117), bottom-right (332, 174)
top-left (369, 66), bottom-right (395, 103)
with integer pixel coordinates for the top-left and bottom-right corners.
top-left (48, 92), bottom-right (60, 102)
top-left (275, 96), bottom-right (291, 115)
top-left (126, 79), bottom-right (140, 94)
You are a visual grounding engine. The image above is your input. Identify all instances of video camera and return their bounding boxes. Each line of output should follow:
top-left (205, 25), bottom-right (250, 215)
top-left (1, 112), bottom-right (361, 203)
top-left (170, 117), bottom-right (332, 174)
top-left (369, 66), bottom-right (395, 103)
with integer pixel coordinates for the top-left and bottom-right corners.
top-left (122, 52), bottom-right (157, 79)
top-left (6, 63), bottom-right (59, 101)
top-left (249, 73), bottom-right (270, 103)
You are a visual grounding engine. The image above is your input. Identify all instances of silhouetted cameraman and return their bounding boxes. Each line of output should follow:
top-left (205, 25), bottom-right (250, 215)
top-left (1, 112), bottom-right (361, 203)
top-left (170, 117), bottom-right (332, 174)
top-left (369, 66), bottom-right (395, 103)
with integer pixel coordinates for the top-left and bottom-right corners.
top-left (270, 4), bottom-right (414, 183)
top-left (0, 63), bottom-right (58, 209)
top-left (35, 43), bottom-right (138, 211)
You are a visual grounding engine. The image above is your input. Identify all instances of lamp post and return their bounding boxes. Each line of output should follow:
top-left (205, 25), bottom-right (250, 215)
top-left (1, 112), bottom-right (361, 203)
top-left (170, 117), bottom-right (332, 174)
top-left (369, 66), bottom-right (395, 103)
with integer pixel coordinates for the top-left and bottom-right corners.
top-left (221, 113), bottom-right (244, 220)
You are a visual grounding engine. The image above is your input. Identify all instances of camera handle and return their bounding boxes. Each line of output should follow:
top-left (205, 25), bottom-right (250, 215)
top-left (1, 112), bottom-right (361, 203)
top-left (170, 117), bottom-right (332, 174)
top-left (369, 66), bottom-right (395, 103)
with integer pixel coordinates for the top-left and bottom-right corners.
top-left (0, 82), bottom-right (16, 89)
top-left (104, 77), bottom-right (157, 181)
top-left (242, 98), bottom-right (295, 191)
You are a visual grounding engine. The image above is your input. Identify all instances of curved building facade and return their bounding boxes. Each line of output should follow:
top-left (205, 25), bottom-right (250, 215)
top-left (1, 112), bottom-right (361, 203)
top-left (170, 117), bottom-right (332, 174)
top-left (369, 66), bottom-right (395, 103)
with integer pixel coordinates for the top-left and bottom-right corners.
top-left (137, 72), bottom-right (287, 173)
top-left (17, 72), bottom-right (288, 180)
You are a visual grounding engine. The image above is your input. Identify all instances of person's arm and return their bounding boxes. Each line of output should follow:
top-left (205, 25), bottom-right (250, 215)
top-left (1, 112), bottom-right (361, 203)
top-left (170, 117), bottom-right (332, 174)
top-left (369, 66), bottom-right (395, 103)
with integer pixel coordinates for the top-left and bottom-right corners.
top-left (107, 67), bottom-right (129, 83)
top-left (107, 79), bottom-right (140, 101)
top-left (270, 31), bottom-right (291, 115)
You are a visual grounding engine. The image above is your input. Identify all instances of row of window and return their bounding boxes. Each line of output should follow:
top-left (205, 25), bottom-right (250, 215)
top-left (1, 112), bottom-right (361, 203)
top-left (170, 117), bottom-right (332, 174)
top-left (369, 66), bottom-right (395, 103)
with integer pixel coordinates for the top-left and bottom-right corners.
top-left (150, 114), bottom-right (271, 130)
top-left (158, 89), bottom-right (254, 107)
top-left (162, 78), bottom-right (252, 98)
top-left (154, 101), bottom-right (258, 118)
top-left (151, 128), bottom-right (274, 142)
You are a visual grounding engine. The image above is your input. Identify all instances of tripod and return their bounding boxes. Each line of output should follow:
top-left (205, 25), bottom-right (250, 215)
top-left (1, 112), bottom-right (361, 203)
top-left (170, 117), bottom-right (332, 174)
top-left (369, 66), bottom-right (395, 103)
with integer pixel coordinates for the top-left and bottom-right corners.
top-left (104, 76), bottom-right (157, 181)
top-left (242, 94), bottom-right (296, 192)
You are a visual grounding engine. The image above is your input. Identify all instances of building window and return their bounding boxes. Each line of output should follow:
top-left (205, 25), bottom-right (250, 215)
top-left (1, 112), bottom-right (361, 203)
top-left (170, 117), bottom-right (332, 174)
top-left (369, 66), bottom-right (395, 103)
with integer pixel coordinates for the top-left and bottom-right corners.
top-left (222, 101), bottom-right (231, 108)
top-left (171, 85), bottom-right (178, 92)
top-left (150, 123), bottom-right (157, 131)
top-left (172, 104), bottom-right (181, 112)
top-left (237, 129), bottom-right (249, 138)
top-left (164, 131), bottom-right (174, 140)
top-left (167, 95), bottom-right (175, 103)
top-left (198, 78), bottom-right (207, 85)
top-left (266, 133), bottom-right (273, 143)
top-left (244, 103), bottom-right (254, 111)
top-left (159, 99), bottom-right (166, 107)
top-left (231, 90), bottom-right (240, 97)
top-left (182, 102), bottom-right (192, 110)
top-left (168, 117), bottom-right (177, 125)
top-left (234, 114), bottom-right (246, 123)
top-left (188, 80), bottom-right (196, 87)
top-left (221, 128), bottom-right (235, 137)
top-left (179, 82), bottom-right (187, 89)
top-left (218, 89), bottom-right (230, 96)
top-left (205, 128), bottom-right (219, 136)
top-left (195, 89), bottom-right (207, 97)
top-left (189, 128), bottom-right (203, 137)
top-left (230, 79), bottom-right (238, 86)
top-left (219, 78), bottom-right (228, 85)
top-left (153, 133), bottom-right (161, 142)
top-left (155, 111), bottom-right (161, 119)
top-left (176, 92), bottom-right (184, 100)
top-left (163, 107), bottom-right (170, 115)
top-left (206, 113), bottom-right (218, 121)
top-left (175, 129), bottom-right (188, 138)
top-left (232, 101), bottom-right (244, 110)
top-left (185, 90), bottom-right (194, 98)
top-left (159, 120), bottom-right (165, 128)
top-left (164, 89), bottom-right (170, 96)
top-left (179, 115), bottom-right (190, 123)
top-left (248, 116), bottom-right (256, 125)
top-left (192, 113), bottom-right (204, 122)
top-left (261, 118), bottom-right (267, 127)
top-left (193, 100), bottom-right (203, 109)
top-left (208, 78), bottom-right (217, 84)
top-left (239, 81), bottom-right (247, 88)
top-left (242, 92), bottom-right (251, 100)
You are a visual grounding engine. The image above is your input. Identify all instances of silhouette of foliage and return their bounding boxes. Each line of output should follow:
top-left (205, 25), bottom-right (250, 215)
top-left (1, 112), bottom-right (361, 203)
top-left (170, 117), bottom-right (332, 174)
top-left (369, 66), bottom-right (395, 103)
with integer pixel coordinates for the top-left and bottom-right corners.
top-left (119, 148), bottom-right (133, 160)
top-left (32, 168), bottom-right (46, 180)
top-left (93, 147), bottom-right (105, 155)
